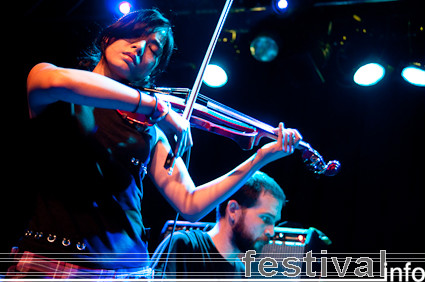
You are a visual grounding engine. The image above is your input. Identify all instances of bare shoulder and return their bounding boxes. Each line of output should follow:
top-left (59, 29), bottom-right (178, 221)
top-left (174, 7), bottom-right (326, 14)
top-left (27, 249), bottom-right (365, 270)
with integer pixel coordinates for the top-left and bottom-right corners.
top-left (29, 62), bottom-right (58, 72)
top-left (27, 62), bottom-right (59, 84)
top-left (27, 62), bottom-right (60, 89)
top-left (27, 62), bottom-right (61, 117)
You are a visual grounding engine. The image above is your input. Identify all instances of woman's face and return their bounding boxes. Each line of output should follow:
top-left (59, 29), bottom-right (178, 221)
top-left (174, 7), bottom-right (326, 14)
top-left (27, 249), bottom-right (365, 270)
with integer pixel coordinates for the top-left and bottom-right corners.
top-left (103, 28), bottom-right (167, 83)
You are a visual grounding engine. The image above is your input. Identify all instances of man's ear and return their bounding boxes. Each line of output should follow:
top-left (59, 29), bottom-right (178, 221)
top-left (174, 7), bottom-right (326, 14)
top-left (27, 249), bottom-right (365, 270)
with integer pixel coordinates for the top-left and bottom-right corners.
top-left (228, 200), bottom-right (240, 213)
top-left (226, 200), bottom-right (241, 224)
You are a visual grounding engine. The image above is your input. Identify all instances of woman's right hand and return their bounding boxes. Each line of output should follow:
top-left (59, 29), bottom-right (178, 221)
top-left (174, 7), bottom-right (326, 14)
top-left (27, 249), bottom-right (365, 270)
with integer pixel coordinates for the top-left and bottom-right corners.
top-left (156, 105), bottom-right (193, 158)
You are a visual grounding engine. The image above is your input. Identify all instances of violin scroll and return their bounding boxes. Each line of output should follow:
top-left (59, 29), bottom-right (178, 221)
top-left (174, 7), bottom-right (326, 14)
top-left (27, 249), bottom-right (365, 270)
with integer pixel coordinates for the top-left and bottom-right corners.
top-left (300, 143), bottom-right (341, 176)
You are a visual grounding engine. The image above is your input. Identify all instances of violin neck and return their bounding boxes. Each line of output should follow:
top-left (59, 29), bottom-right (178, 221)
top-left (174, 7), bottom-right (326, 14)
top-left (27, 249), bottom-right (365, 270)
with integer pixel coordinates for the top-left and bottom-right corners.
top-left (155, 87), bottom-right (312, 152)
top-left (256, 127), bottom-right (312, 152)
top-left (297, 140), bottom-right (312, 151)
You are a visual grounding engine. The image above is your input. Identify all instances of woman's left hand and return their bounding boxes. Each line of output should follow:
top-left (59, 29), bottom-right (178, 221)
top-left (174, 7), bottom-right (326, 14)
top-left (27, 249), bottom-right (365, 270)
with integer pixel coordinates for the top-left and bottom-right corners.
top-left (258, 122), bottom-right (303, 163)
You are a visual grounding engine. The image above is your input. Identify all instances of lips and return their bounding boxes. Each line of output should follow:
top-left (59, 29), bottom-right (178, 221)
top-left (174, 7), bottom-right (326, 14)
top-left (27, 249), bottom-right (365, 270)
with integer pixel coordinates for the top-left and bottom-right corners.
top-left (123, 52), bottom-right (137, 65)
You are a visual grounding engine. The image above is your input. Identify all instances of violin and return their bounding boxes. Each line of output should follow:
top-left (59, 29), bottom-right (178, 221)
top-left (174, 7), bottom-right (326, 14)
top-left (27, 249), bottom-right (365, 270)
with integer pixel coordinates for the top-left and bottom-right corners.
top-left (119, 87), bottom-right (341, 176)
top-left (122, 0), bottom-right (340, 176)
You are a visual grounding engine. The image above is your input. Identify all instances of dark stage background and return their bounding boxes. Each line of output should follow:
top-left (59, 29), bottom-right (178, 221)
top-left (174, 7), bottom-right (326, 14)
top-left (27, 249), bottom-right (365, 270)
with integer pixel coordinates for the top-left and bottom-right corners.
top-left (4, 0), bottom-right (424, 257)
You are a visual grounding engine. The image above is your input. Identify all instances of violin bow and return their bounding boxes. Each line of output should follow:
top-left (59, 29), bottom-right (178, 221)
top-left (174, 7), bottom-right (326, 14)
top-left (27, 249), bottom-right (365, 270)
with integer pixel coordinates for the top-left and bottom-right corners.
top-left (164, 0), bottom-right (234, 175)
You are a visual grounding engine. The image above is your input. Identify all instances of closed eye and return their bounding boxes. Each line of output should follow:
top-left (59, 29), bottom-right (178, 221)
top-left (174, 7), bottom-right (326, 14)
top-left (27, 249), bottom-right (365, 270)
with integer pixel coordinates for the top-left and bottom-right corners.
top-left (148, 43), bottom-right (163, 57)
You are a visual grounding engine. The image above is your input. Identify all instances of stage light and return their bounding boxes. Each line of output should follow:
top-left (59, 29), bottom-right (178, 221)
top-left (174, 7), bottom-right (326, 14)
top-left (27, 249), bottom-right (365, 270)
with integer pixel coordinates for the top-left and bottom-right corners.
top-left (277, 0), bottom-right (288, 9)
top-left (273, 0), bottom-right (289, 14)
top-left (118, 1), bottom-right (132, 15)
top-left (203, 64), bottom-right (228, 88)
top-left (353, 63), bottom-right (385, 86)
top-left (401, 65), bottom-right (425, 87)
top-left (250, 35), bottom-right (279, 62)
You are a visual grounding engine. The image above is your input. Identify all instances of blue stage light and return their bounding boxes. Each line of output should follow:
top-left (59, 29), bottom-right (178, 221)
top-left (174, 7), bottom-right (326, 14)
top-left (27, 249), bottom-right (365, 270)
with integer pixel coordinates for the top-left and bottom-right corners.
top-left (353, 63), bottom-right (385, 86)
top-left (401, 65), bottom-right (425, 87)
top-left (277, 0), bottom-right (288, 9)
top-left (203, 64), bottom-right (228, 88)
top-left (118, 1), bottom-right (132, 15)
top-left (273, 0), bottom-right (289, 14)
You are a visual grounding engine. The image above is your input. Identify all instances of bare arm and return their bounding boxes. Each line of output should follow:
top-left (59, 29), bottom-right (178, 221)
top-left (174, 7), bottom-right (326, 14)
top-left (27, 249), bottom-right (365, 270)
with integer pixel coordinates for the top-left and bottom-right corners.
top-left (149, 122), bottom-right (301, 222)
top-left (27, 63), bottom-right (156, 117)
top-left (27, 63), bottom-right (192, 151)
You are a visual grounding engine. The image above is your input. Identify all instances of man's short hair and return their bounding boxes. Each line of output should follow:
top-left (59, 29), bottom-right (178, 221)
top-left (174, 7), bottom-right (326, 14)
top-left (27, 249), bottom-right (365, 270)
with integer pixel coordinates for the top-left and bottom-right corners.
top-left (217, 171), bottom-right (286, 220)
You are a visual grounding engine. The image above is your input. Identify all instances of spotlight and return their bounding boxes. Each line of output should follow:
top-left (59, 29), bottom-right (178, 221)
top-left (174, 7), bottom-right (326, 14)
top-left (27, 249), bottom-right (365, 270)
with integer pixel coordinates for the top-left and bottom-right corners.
top-left (118, 1), bottom-right (132, 15)
top-left (273, 0), bottom-right (289, 14)
top-left (277, 0), bottom-right (288, 9)
top-left (401, 65), bottom-right (425, 87)
top-left (353, 63), bottom-right (385, 86)
top-left (250, 35), bottom-right (279, 62)
top-left (203, 64), bottom-right (228, 88)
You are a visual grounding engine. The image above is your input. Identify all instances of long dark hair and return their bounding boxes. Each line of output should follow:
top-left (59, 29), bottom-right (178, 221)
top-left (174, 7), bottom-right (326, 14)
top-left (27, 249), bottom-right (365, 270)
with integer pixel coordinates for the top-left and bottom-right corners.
top-left (80, 9), bottom-right (174, 87)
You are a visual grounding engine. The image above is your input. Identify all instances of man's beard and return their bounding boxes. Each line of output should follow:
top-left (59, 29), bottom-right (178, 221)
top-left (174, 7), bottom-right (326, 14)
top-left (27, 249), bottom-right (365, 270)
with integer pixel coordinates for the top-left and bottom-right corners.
top-left (231, 211), bottom-right (269, 253)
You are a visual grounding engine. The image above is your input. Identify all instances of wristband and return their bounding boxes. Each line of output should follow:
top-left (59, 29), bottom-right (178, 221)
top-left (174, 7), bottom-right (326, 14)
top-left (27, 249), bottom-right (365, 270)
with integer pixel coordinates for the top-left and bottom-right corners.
top-left (132, 88), bottom-right (143, 113)
top-left (147, 95), bottom-right (170, 124)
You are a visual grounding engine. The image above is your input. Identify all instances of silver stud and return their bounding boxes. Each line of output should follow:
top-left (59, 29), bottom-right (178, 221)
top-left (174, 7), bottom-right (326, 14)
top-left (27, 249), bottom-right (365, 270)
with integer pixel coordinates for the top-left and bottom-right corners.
top-left (131, 157), bottom-right (140, 166)
top-left (62, 238), bottom-right (71, 247)
top-left (35, 232), bottom-right (43, 239)
top-left (47, 234), bottom-right (57, 243)
top-left (76, 242), bottom-right (86, 251)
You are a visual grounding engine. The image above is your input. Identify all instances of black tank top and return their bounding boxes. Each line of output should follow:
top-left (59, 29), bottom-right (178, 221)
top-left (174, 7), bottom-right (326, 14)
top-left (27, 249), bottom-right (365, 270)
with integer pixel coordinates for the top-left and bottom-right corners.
top-left (19, 101), bottom-right (156, 270)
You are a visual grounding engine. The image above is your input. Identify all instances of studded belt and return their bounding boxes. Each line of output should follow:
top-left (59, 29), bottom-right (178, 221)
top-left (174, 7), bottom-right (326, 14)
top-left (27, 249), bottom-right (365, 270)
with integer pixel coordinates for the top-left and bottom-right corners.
top-left (24, 230), bottom-right (86, 251)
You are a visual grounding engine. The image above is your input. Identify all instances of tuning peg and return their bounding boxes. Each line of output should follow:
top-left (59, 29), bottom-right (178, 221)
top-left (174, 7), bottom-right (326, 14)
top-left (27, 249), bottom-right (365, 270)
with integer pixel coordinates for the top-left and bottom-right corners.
top-left (323, 160), bottom-right (341, 176)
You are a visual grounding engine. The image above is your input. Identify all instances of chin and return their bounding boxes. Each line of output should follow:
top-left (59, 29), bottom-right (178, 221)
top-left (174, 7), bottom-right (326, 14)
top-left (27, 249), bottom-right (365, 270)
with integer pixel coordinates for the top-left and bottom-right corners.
top-left (119, 68), bottom-right (148, 84)
top-left (107, 63), bottom-right (131, 81)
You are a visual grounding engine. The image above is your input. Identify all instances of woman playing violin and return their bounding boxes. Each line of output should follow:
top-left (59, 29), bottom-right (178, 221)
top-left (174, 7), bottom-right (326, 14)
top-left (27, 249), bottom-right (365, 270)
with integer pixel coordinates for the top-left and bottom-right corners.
top-left (9, 9), bottom-right (302, 279)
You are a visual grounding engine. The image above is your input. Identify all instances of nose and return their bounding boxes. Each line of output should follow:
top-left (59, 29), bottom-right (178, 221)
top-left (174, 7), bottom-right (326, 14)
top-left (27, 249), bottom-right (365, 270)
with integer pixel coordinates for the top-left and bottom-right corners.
top-left (132, 40), bottom-right (146, 56)
top-left (265, 225), bottom-right (275, 238)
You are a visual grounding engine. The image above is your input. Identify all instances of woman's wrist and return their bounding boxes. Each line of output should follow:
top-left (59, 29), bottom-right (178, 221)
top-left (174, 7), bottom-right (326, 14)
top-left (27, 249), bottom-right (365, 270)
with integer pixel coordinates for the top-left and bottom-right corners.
top-left (255, 144), bottom-right (284, 167)
top-left (132, 89), bottom-right (170, 124)
top-left (146, 94), bottom-right (170, 124)
top-left (132, 88), bottom-right (143, 113)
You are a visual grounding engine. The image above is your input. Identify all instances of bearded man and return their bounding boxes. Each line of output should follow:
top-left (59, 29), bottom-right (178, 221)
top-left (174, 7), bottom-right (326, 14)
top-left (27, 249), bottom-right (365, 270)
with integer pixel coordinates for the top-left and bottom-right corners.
top-left (153, 171), bottom-right (286, 279)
